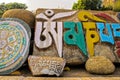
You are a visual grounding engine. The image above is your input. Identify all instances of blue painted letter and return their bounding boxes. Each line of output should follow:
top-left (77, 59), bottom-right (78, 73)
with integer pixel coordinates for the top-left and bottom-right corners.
top-left (112, 23), bottom-right (120, 37)
top-left (97, 23), bottom-right (114, 44)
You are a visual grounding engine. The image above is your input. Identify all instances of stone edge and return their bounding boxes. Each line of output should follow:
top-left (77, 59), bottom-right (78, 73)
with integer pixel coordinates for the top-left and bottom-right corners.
top-left (0, 76), bottom-right (120, 80)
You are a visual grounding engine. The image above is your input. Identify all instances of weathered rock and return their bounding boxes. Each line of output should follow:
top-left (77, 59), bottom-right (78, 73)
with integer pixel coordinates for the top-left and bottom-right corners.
top-left (33, 9), bottom-right (88, 65)
top-left (0, 18), bottom-right (31, 74)
top-left (114, 41), bottom-right (120, 62)
top-left (2, 9), bottom-right (35, 28)
top-left (117, 12), bottom-right (120, 20)
top-left (33, 9), bottom-right (120, 65)
top-left (28, 56), bottom-right (66, 76)
top-left (94, 44), bottom-right (116, 62)
top-left (63, 46), bottom-right (87, 65)
top-left (85, 56), bottom-right (115, 74)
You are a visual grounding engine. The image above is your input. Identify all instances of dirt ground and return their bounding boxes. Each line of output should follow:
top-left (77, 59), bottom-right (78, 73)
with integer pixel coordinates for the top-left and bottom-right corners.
top-left (0, 63), bottom-right (119, 80)
top-left (6, 63), bottom-right (120, 77)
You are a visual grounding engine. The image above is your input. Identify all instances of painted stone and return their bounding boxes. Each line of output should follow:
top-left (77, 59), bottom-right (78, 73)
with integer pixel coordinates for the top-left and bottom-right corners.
top-left (97, 23), bottom-right (114, 44)
top-left (28, 56), bottom-right (66, 76)
top-left (78, 11), bottom-right (105, 22)
top-left (34, 9), bottom-right (120, 65)
top-left (117, 12), bottom-right (120, 20)
top-left (111, 23), bottom-right (120, 37)
top-left (0, 18), bottom-right (31, 74)
top-left (83, 22), bottom-right (99, 57)
top-left (34, 9), bottom-right (88, 65)
top-left (114, 41), bottom-right (120, 62)
top-left (85, 56), bottom-right (115, 74)
top-left (95, 13), bottom-right (117, 23)
top-left (64, 22), bottom-right (87, 56)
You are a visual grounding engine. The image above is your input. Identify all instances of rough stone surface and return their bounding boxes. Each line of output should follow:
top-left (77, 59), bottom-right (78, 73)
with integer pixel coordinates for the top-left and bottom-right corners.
top-left (0, 76), bottom-right (120, 80)
top-left (85, 56), bottom-right (115, 74)
top-left (114, 41), bottom-right (120, 62)
top-left (2, 9), bottom-right (35, 28)
top-left (33, 45), bottom-right (87, 65)
top-left (33, 9), bottom-right (120, 65)
top-left (28, 56), bottom-right (66, 76)
top-left (94, 44), bottom-right (116, 62)
top-left (33, 9), bottom-right (89, 65)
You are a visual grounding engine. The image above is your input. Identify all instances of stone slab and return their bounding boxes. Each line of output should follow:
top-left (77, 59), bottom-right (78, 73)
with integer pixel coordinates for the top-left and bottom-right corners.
top-left (28, 56), bottom-right (66, 76)
top-left (33, 9), bottom-right (120, 65)
top-left (0, 76), bottom-right (120, 80)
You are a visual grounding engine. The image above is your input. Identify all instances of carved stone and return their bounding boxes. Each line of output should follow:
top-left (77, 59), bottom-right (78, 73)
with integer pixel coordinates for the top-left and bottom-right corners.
top-left (0, 18), bottom-right (31, 74)
top-left (28, 56), bottom-right (66, 76)
top-left (33, 9), bottom-right (120, 65)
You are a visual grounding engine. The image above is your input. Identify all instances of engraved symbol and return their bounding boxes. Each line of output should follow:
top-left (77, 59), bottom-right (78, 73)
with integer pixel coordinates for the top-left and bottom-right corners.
top-left (35, 10), bottom-right (76, 57)
top-left (0, 30), bottom-right (16, 59)
top-left (5, 45), bottom-right (14, 53)
top-left (0, 40), bottom-right (7, 49)
top-left (7, 35), bottom-right (16, 43)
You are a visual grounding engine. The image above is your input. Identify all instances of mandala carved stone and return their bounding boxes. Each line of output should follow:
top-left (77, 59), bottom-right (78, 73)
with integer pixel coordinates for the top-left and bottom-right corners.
top-left (0, 18), bottom-right (31, 74)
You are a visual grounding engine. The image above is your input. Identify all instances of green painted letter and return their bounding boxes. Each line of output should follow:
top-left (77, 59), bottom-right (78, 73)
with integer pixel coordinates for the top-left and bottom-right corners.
top-left (64, 22), bottom-right (87, 56)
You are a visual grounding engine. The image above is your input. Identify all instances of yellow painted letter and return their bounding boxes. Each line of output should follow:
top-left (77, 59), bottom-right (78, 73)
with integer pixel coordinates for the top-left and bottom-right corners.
top-left (83, 22), bottom-right (99, 57)
top-left (78, 11), bottom-right (105, 22)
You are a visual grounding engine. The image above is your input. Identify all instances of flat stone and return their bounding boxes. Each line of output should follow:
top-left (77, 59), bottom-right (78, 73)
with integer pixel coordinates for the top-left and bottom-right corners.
top-left (0, 76), bottom-right (24, 80)
top-left (33, 9), bottom-right (89, 65)
top-left (0, 76), bottom-right (120, 80)
top-left (85, 56), bottom-right (115, 74)
top-left (25, 77), bottom-right (120, 80)
top-left (33, 9), bottom-right (120, 65)
top-left (0, 18), bottom-right (31, 74)
top-left (28, 56), bottom-right (66, 76)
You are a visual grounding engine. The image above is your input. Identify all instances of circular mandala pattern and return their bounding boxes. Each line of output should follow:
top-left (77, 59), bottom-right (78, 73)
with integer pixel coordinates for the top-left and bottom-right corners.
top-left (0, 18), bottom-right (31, 74)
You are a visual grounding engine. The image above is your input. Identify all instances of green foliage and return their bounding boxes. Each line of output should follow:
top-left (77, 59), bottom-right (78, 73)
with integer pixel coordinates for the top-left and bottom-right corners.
top-left (72, 0), bottom-right (85, 10)
top-left (0, 3), bottom-right (6, 17)
top-left (101, 5), bottom-right (113, 11)
top-left (72, 0), bottom-right (102, 10)
top-left (0, 2), bottom-right (27, 17)
top-left (5, 2), bottom-right (27, 10)
top-left (84, 0), bottom-right (102, 10)
top-left (113, 0), bottom-right (120, 12)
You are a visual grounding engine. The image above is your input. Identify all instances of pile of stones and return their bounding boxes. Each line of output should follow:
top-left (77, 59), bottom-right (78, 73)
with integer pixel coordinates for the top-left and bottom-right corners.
top-left (0, 9), bottom-right (119, 76)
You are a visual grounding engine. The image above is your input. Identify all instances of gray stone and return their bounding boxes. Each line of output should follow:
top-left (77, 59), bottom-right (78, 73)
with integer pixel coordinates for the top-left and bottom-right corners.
top-left (94, 44), bottom-right (116, 62)
top-left (28, 56), bottom-right (66, 76)
top-left (33, 44), bottom-right (87, 65)
top-left (33, 9), bottom-right (120, 65)
top-left (33, 9), bottom-right (87, 65)
top-left (85, 56), bottom-right (115, 74)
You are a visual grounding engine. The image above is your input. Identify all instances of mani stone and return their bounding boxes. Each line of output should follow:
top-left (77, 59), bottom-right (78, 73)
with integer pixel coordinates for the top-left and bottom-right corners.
top-left (85, 56), bottom-right (115, 74)
top-left (2, 9), bottom-right (35, 28)
top-left (28, 56), bottom-right (66, 76)
top-left (0, 18), bottom-right (31, 74)
top-left (33, 9), bottom-right (87, 65)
